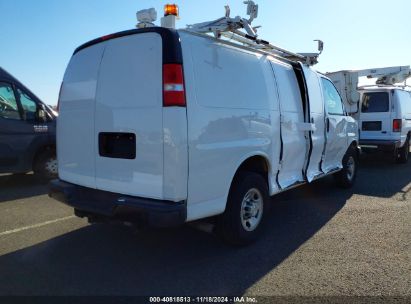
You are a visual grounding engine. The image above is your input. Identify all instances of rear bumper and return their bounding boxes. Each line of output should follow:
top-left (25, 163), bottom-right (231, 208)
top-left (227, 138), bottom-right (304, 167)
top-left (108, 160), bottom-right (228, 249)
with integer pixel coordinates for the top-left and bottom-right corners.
top-left (49, 179), bottom-right (186, 228)
top-left (359, 139), bottom-right (401, 151)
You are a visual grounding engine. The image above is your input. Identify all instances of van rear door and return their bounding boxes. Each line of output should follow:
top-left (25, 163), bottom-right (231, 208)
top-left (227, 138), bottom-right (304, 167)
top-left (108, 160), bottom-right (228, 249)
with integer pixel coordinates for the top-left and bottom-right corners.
top-left (59, 30), bottom-right (185, 201)
top-left (94, 33), bottom-right (164, 199)
top-left (360, 91), bottom-right (392, 141)
top-left (58, 44), bottom-right (105, 188)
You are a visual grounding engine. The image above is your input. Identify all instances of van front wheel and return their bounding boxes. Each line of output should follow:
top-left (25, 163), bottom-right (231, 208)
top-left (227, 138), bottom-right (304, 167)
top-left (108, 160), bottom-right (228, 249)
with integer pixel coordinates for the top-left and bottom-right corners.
top-left (217, 172), bottom-right (268, 246)
top-left (334, 148), bottom-right (358, 189)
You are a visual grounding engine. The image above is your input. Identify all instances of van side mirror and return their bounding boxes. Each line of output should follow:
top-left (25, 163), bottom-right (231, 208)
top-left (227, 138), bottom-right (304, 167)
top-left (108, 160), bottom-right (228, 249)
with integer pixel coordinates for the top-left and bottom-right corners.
top-left (36, 107), bottom-right (47, 123)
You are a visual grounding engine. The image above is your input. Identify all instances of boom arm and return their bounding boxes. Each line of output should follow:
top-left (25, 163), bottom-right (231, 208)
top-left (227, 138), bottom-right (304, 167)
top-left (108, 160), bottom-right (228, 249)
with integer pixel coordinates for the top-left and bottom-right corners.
top-left (326, 66), bottom-right (411, 114)
top-left (356, 66), bottom-right (411, 85)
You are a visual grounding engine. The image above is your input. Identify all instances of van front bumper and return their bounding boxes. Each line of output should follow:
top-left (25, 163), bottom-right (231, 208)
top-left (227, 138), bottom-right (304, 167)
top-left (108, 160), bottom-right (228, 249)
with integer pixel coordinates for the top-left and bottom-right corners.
top-left (49, 179), bottom-right (186, 228)
top-left (359, 139), bottom-right (401, 151)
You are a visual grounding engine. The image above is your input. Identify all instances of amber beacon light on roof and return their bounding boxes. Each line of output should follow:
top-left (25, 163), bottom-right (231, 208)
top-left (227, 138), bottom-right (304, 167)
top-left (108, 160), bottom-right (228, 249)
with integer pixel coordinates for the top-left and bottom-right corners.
top-left (164, 4), bottom-right (179, 16)
top-left (136, 4), bottom-right (179, 29)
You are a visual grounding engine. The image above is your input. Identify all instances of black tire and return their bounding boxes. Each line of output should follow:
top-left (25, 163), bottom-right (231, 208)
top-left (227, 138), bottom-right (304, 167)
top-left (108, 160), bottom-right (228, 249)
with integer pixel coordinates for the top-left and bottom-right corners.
top-left (33, 149), bottom-right (58, 180)
top-left (396, 137), bottom-right (410, 164)
top-left (217, 171), bottom-right (268, 246)
top-left (334, 147), bottom-right (358, 189)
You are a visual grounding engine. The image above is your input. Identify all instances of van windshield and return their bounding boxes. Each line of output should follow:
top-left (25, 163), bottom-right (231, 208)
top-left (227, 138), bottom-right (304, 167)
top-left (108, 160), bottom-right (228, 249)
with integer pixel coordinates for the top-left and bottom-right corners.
top-left (361, 92), bottom-right (389, 113)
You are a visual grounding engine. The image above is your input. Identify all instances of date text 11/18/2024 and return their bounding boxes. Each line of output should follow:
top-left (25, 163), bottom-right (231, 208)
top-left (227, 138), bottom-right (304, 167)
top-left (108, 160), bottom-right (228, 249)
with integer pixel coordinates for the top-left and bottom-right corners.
top-left (149, 297), bottom-right (258, 303)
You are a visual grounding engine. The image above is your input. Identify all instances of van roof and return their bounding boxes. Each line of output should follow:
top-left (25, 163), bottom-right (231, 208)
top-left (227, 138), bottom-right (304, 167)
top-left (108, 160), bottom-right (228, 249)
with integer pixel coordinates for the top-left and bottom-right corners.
top-left (72, 26), bottom-right (324, 82)
top-left (74, 27), bottom-right (183, 64)
top-left (74, 26), bottom-right (306, 69)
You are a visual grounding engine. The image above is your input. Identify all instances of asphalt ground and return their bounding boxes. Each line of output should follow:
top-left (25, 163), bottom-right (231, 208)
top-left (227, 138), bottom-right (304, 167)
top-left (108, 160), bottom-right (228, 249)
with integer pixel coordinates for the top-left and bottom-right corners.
top-left (0, 152), bottom-right (410, 299)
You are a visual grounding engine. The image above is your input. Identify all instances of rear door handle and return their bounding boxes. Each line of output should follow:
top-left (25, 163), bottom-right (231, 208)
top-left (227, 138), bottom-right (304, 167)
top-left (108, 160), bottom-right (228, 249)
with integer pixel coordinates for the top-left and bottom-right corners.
top-left (326, 118), bottom-right (330, 132)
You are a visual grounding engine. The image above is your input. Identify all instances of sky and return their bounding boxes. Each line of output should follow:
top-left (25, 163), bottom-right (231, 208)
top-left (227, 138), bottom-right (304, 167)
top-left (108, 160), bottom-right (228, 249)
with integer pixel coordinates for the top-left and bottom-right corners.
top-left (1, 0), bottom-right (410, 105)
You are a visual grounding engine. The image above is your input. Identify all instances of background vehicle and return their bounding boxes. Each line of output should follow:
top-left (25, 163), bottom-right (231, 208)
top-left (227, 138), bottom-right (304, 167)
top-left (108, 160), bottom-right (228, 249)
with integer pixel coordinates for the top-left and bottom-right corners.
top-left (327, 66), bottom-right (411, 163)
top-left (0, 67), bottom-right (57, 178)
top-left (50, 3), bottom-right (358, 245)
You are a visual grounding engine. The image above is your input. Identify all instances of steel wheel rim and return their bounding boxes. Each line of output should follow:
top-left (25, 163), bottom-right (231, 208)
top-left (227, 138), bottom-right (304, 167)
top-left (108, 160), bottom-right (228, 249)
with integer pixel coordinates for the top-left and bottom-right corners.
top-left (346, 156), bottom-right (355, 181)
top-left (45, 157), bottom-right (58, 174)
top-left (240, 188), bottom-right (263, 232)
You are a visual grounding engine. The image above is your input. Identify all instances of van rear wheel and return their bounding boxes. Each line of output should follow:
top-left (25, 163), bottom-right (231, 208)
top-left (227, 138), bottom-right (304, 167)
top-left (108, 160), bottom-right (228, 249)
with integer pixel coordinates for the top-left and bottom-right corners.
top-left (396, 137), bottom-right (410, 164)
top-left (217, 172), bottom-right (268, 246)
top-left (334, 148), bottom-right (358, 189)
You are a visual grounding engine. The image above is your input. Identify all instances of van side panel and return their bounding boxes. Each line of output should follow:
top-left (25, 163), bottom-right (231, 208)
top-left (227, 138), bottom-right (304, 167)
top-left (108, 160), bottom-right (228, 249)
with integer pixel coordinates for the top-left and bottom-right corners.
top-left (58, 44), bottom-right (105, 188)
top-left (270, 59), bottom-right (307, 189)
top-left (318, 77), bottom-right (347, 172)
top-left (395, 90), bottom-right (411, 146)
top-left (162, 108), bottom-right (188, 201)
top-left (180, 32), bottom-right (281, 221)
top-left (301, 65), bottom-right (326, 182)
top-left (94, 33), bottom-right (164, 199)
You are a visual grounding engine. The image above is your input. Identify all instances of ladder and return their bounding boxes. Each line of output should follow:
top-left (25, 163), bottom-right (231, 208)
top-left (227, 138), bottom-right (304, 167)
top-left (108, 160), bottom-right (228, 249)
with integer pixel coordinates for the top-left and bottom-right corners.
top-left (185, 1), bottom-right (323, 66)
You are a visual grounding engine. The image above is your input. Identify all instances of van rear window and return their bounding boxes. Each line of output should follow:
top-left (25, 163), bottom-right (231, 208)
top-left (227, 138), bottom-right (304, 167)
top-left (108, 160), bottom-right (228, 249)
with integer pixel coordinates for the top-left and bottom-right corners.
top-left (361, 92), bottom-right (389, 113)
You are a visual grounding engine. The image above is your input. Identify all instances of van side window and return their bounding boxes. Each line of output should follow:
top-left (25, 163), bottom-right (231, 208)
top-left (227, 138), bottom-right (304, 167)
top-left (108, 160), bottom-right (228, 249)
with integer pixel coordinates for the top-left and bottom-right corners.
top-left (361, 92), bottom-right (389, 113)
top-left (321, 78), bottom-right (344, 115)
top-left (0, 82), bottom-right (21, 120)
top-left (17, 88), bottom-right (38, 121)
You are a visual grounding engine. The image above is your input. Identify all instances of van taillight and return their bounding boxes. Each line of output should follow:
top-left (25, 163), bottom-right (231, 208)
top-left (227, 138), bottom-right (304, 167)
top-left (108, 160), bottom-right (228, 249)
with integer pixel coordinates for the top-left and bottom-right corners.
top-left (163, 64), bottom-right (186, 107)
top-left (393, 119), bottom-right (402, 132)
top-left (57, 82), bottom-right (63, 112)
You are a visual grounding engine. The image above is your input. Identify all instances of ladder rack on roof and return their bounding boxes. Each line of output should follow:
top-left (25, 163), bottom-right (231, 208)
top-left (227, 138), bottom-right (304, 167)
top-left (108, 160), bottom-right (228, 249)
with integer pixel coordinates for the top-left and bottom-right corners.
top-left (185, 1), bottom-right (323, 66)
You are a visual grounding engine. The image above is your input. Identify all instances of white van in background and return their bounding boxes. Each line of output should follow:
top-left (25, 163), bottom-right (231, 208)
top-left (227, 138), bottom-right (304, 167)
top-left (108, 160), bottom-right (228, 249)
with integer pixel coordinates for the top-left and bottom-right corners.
top-left (359, 87), bottom-right (411, 162)
top-left (49, 4), bottom-right (359, 245)
top-left (327, 66), bottom-right (411, 163)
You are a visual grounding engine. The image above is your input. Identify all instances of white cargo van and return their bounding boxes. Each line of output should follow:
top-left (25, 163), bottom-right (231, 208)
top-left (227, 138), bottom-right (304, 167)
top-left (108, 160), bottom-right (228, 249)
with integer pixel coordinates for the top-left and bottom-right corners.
top-left (327, 66), bottom-right (411, 163)
top-left (50, 5), bottom-right (359, 244)
top-left (359, 87), bottom-right (411, 162)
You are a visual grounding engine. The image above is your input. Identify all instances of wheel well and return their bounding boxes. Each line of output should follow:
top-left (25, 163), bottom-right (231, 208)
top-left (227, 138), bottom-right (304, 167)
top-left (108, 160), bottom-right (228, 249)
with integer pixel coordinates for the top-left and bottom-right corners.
top-left (233, 155), bottom-right (269, 184)
top-left (402, 132), bottom-right (411, 147)
top-left (350, 140), bottom-right (358, 148)
top-left (32, 145), bottom-right (56, 166)
top-left (349, 140), bottom-right (359, 156)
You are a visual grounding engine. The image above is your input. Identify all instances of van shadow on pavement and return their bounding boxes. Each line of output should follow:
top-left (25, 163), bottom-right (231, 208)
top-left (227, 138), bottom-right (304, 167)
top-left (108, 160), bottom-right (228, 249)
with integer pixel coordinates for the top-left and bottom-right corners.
top-left (356, 151), bottom-right (411, 199)
top-left (0, 176), bottom-right (351, 296)
top-left (0, 153), bottom-right (409, 295)
top-left (0, 173), bottom-right (48, 203)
